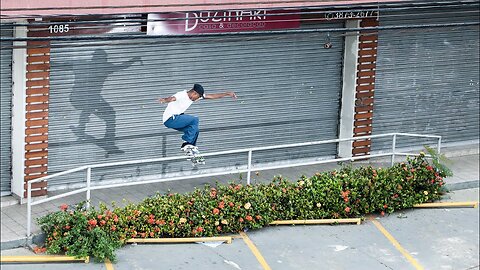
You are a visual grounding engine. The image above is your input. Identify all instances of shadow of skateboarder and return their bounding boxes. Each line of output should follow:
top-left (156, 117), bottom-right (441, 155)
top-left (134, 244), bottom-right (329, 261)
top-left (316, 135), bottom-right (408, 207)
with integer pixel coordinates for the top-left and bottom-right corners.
top-left (66, 48), bottom-right (142, 157)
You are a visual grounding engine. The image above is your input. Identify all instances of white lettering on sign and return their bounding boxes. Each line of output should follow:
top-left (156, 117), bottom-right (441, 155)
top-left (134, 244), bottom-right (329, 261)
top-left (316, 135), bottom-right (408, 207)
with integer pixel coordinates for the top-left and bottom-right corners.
top-left (48, 24), bottom-right (70, 34)
top-left (325, 10), bottom-right (378, 20)
top-left (185, 10), bottom-right (267, 32)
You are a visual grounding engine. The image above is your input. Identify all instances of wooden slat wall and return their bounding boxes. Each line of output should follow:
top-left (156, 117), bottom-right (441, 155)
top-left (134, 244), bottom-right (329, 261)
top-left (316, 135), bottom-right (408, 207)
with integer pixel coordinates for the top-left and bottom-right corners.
top-left (353, 18), bottom-right (378, 156)
top-left (24, 41), bottom-right (50, 197)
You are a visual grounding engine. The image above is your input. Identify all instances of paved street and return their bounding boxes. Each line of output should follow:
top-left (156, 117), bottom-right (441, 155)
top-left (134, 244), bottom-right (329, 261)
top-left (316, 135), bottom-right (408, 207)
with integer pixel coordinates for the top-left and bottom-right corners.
top-left (1, 188), bottom-right (478, 270)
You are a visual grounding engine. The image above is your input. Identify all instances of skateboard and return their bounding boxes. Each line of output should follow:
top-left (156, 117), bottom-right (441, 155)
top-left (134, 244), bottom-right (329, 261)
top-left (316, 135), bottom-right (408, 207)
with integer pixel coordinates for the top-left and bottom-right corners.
top-left (182, 145), bottom-right (205, 166)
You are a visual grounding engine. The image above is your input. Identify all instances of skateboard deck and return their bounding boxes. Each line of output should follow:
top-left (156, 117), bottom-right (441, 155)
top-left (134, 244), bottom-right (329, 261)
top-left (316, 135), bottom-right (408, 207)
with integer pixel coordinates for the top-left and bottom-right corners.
top-left (182, 145), bottom-right (205, 166)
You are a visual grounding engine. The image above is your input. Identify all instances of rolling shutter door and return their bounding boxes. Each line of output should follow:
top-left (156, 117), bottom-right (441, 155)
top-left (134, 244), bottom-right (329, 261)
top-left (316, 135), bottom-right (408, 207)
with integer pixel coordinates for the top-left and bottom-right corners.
top-left (0, 27), bottom-right (13, 196)
top-left (48, 22), bottom-right (344, 186)
top-left (372, 7), bottom-right (479, 150)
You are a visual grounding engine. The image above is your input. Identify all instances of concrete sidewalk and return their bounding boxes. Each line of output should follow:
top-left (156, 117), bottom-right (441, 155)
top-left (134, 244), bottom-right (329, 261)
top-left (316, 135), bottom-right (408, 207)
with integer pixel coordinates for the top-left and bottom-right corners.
top-left (1, 146), bottom-right (478, 250)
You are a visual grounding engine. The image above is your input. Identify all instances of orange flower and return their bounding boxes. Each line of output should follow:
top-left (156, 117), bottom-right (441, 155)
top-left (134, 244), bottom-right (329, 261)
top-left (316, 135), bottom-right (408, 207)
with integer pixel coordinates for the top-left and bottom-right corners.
top-left (218, 201), bottom-right (225, 209)
top-left (246, 215), bottom-right (253, 221)
top-left (213, 208), bottom-right (220, 215)
top-left (345, 207), bottom-right (351, 213)
top-left (59, 204), bottom-right (68, 211)
top-left (383, 204), bottom-right (388, 209)
top-left (111, 225), bottom-right (116, 231)
top-left (88, 219), bottom-right (97, 226)
top-left (100, 220), bottom-right (106, 226)
top-left (228, 202), bottom-right (234, 207)
top-left (196, 227), bottom-right (204, 233)
top-left (97, 215), bottom-right (103, 220)
top-left (239, 217), bottom-right (244, 223)
top-left (380, 211), bottom-right (385, 216)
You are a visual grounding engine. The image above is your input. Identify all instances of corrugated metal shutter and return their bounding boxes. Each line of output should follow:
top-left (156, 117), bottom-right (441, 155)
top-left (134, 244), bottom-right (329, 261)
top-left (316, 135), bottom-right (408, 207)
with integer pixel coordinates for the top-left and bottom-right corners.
top-left (48, 22), bottom-right (344, 187)
top-left (373, 7), bottom-right (480, 150)
top-left (0, 27), bottom-right (13, 196)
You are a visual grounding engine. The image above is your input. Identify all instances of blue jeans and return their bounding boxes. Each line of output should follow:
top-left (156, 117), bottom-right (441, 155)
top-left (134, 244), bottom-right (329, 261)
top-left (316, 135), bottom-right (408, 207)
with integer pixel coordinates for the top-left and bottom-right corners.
top-left (164, 114), bottom-right (199, 146)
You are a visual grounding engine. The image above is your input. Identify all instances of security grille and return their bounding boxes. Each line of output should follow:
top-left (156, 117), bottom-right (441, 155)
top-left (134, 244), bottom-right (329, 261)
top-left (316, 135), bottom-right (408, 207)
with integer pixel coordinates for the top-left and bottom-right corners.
top-left (48, 22), bottom-right (345, 186)
top-left (373, 7), bottom-right (480, 150)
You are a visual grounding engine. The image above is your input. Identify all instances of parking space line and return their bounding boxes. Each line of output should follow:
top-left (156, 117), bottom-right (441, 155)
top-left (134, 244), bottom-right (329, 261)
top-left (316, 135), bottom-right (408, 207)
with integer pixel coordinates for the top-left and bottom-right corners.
top-left (105, 258), bottom-right (114, 270)
top-left (371, 219), bottom-right (424, 270)
top-left (239, 231), bottom-right (272, 270)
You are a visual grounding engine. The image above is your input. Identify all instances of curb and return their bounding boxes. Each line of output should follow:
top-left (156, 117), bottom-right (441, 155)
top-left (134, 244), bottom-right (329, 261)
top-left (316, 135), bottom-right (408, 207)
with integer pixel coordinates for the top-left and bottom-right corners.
top-left (445, 180), bottom-right (479, 191)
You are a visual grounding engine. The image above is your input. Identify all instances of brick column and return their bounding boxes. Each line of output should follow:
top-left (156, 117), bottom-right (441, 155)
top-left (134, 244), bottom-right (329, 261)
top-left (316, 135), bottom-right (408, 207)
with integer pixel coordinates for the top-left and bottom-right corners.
top-left (352, 18), bottom-right (378, 157)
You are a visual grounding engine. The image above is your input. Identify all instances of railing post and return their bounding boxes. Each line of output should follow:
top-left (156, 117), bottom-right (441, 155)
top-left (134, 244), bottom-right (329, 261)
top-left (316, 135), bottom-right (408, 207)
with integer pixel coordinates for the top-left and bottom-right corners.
top-left (391, 134), bottom-right (397, 166)
top-left (247, 150), bottom-right (252, 185)
top-left (86, 167), bottom-right (91, 209)
top-left (437, 136), bottom-right (442, 154)
top-left (27, 182), bottom-right (32, 238)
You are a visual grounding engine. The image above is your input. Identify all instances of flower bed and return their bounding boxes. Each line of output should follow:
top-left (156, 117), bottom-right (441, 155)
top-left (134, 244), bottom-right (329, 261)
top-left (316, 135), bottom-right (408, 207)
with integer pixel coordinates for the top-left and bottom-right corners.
top-left (38, 152), bottom-right (449, 262)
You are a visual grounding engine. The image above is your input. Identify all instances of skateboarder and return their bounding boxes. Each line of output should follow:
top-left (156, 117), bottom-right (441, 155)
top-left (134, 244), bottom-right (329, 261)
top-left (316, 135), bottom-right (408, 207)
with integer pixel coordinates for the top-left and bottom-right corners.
top-left (158, 84), bottom-right (236, 159)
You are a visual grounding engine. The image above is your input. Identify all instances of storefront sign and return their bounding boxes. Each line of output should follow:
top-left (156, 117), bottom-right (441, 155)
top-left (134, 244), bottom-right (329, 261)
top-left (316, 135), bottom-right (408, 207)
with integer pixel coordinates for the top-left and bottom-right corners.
top-left (147, 10), bottom-right (300, 35)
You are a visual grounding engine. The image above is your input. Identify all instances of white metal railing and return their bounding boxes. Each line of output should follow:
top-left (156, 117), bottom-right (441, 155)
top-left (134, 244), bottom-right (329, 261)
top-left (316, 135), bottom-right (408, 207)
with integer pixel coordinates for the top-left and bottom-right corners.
top-left (26, 132), bottom-right (441, 237)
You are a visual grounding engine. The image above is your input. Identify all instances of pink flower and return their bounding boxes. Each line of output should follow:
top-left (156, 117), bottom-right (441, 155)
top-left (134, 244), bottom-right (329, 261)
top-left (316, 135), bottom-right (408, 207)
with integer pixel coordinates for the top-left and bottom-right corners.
top-left (345, 207), bottom-right (351, 213)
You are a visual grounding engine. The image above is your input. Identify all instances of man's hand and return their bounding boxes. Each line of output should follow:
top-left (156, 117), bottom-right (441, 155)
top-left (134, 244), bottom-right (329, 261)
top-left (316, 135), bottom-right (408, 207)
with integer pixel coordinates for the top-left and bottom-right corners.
top-left (227, 91), bottom-right (237, 99)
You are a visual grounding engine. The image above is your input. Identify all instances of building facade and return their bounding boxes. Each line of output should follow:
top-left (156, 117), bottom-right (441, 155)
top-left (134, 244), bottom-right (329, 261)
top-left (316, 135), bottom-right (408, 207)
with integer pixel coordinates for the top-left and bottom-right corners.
top-left (0, 0), bottom-right (478, 200)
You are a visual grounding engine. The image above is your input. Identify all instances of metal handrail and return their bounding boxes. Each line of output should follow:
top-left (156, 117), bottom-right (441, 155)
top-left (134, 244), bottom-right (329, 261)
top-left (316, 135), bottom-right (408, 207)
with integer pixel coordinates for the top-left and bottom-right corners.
top-left (26, 132), bottom-right (441, 237)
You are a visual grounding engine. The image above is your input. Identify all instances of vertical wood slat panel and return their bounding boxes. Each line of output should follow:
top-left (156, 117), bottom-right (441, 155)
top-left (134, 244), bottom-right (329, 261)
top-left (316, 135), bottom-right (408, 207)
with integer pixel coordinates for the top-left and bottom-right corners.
top-left (353, 19), bottom-right (379, 156)
top-left (25, 39), bottom-right (51, 198)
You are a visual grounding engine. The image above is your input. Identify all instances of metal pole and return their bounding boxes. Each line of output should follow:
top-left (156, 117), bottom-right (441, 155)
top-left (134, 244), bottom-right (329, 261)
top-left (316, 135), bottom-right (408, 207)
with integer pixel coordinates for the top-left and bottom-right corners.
top-left (27, 182), bottom-right (32, 237)
top-left (86, 167), bottom-right (91, 209)
top-left (247, 150), bottom-right (252, 185)
top-left (391, 134), bottom-right (397, 166)
top-left (437, 136), bottom-right (442, 154)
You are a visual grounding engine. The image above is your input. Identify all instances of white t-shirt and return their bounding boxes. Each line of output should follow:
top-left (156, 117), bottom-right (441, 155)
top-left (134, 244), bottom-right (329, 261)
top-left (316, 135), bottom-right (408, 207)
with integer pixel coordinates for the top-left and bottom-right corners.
top-left (162, 91), bottom-right (195, 123)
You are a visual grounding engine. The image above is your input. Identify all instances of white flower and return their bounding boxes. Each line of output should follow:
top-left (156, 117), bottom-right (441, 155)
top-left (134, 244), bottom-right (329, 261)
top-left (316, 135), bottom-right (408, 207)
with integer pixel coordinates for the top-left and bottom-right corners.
top-left (215, 221), bottom-right (220, 226)
top-left (316, 203), bottom-right (322, 208)
top-left (179, 218), bottom-right (187, 224)
top-left (244, 202), bottom-right (251, 210)
top-left (221, 220), bottom-right (228, 225)
top-left (298, 180), bottom-right (305, 186)
top-left (423, 191), bottom-right (429, 195)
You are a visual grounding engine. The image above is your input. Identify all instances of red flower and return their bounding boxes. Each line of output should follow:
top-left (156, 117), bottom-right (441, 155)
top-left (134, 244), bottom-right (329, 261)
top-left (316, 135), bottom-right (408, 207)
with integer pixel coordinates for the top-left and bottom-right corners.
top-left (344, 197), bottom-right (349, 203)
top-left (113, 215), bottom-right (119, 223)
top-left (228, 202), bottom-right (234, 207)
top-left (239, 217), bottom-right (244, 223)
top-left (148, 218), bottom-right (155, 224)
top-left (246, 215), bottom-right (253, 221)
top-left (88, 219), bottom-right (97, 226)
top-left (380, 211), bottom-right (385, 216)
top-left (100, 220), bottom-right (106, 226)
top-left (196, 227), bottom-right (204, 233)
top-left (383, 204), bottom-right (388, 209)
top-left (255, 215), bottom-right (262, 220)
top-left (213, 208), bottom-right (220, 215)
top-left (97, 215), bottom-right (103, 220)
top-left (345, 207), bottom-right (351, 213)
top-left (149, 232), bottom-right (154, 237)
top-left (64, 225), bottom-right (71, 230)
top-left (218, 201), bottom-right (225, 209)
top-left (59, 204), bottom-right (68, 211)
top-left (217, 226), bottom-right (222, 231)
top-left (426, 166), bottom-right (433, 171)
top-left (111, 226), bottom-right (116, 231)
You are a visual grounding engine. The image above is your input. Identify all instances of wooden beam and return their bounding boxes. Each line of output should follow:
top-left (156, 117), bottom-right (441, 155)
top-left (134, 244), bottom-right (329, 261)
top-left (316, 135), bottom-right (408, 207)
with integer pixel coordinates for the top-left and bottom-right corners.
top-left (126, 236), bottom-right (233, 244)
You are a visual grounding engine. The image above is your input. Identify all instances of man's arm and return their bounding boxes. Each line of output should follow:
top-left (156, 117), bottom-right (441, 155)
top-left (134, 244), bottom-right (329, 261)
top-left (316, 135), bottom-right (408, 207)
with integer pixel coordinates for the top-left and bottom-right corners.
top-left (204, 92), bottom-right (237, 100)
top-left (158, 96), bottom-right (176, 103)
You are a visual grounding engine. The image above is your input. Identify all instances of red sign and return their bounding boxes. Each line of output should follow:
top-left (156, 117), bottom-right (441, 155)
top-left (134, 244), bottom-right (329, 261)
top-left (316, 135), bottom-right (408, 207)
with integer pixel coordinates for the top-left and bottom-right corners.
top-left (147, 10), bottom-right (300, 35)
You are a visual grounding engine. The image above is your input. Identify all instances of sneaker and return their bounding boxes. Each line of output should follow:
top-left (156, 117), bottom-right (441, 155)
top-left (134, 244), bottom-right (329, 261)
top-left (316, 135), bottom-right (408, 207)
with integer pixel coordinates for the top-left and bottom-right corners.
top-left (181, 142), bottom-right (193, 151)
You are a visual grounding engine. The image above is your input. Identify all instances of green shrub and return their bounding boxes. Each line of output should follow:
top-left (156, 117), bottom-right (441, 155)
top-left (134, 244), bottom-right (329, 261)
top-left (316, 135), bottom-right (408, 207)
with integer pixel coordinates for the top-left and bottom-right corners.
top-left (37, 152), bottom-right (448, 262)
